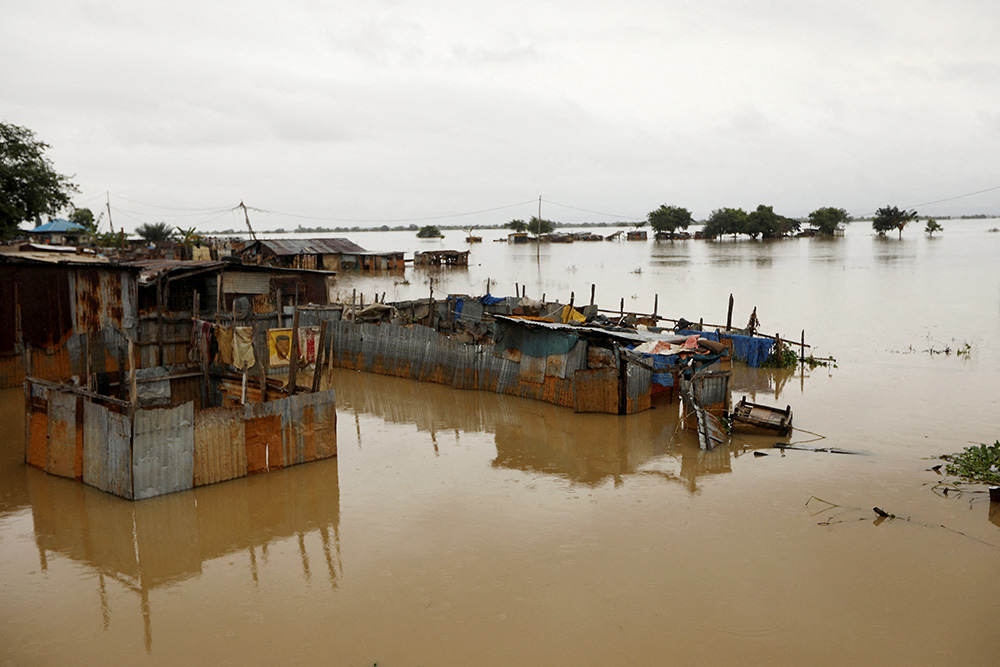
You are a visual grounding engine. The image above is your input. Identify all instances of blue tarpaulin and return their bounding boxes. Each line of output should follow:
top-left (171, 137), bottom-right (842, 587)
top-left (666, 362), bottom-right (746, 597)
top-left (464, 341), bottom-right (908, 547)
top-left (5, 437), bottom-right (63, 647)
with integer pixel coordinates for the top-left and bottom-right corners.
top-left (479, 294), bottom-right (505, 305)
top-left (675, 328), bottom-right (774, 367)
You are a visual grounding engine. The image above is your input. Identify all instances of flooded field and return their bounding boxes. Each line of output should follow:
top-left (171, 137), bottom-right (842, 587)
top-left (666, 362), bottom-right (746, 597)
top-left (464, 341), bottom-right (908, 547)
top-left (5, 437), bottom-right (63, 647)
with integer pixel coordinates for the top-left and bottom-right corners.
top-left (3, 221), bottom-right (1000, 665)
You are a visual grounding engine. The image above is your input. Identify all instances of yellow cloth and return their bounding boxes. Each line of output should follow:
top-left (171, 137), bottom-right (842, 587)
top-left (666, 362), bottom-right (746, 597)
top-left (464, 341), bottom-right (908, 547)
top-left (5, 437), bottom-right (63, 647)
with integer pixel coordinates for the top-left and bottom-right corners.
top-left (561, 305), bottom-right (586, 324)
top-left (214, 326), bottom-right (234, 365)
top-left (233, 327), bottom-right (255, 370)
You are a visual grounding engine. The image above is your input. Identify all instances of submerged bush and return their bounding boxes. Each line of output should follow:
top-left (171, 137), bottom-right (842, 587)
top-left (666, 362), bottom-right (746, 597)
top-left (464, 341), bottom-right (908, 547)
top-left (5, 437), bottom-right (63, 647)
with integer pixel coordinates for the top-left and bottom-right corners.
top-left (943, 441), bottom-right (1000, 485)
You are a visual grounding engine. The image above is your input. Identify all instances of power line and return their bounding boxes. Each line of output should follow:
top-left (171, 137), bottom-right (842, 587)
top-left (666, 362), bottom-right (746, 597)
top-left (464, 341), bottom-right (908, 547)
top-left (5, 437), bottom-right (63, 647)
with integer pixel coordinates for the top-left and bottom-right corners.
top-left (541, 198), bottom-right (643, 221)
top-left (905, 184), bottom-right (1000, 209)
top-left (244, 199), bottom-right (538, 224)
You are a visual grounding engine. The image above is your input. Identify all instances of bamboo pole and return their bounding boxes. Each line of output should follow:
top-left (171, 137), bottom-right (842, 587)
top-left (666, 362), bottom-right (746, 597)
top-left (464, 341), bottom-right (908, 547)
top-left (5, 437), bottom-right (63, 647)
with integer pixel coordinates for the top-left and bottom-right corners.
top-left (288, 308), bottom-right (300, 395)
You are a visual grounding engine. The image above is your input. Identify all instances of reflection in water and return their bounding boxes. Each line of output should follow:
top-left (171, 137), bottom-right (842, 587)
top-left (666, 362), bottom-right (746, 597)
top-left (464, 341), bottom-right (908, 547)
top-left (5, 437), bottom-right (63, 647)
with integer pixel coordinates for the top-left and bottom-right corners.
top-left (332, 368), bottom-right (776, 493)
top-left (25, 454), bottom-right (340, 652)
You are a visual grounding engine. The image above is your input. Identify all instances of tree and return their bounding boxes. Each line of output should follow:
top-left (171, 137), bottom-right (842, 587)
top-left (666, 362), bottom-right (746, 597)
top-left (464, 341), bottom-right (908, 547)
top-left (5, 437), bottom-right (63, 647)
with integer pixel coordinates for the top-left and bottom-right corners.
top-left (872, 205), bottom-right (917, 238)
top-left (526, 216), bottom-right (554, 237)
top-left (925, 219), bottom-right (943, 236)
top-left (703, 208), bottom-right (747, 238)
top-left (69, 206), bottom-right (97, 230)
top-left (416, 225), bottom-right (442, 238)
top-left (647, 205), bottom-right (692, 237)
top-left (505, 218), bottom-right (528, 233)
top-left (808, 207), bottom-right (849, 236)
top-left (0, 122), bottom-right (79, 238)
top-left (136, 222), bottom-right (174, 243)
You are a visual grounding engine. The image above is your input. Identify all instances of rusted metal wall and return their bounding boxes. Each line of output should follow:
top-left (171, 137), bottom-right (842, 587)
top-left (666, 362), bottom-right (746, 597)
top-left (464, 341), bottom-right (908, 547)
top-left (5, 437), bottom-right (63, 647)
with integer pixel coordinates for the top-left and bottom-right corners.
top-left (46, 391), bottom-right (81, 479)
top-left (573, 369), bottom-right (619, 413)
top-left (625, 362), bottom-right (653, 414)
top-left (193, 406), bottom-right (247, 486)
top-left (286, 390), bottom-right (337, 464)
top-left (322, 319), bottom-right (638, 413)
top-left (82, 401), bottom-right (133, 499)
top-left (25, 382), bottom-right (49, 469)
top-left (132, 402), bottom-right (195, 500)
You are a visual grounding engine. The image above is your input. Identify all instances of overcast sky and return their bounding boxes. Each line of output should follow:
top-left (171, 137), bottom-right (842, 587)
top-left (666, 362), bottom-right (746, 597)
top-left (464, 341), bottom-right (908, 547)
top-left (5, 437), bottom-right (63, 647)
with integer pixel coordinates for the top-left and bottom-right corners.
top-left (4, 0), bottom-right (999, 231)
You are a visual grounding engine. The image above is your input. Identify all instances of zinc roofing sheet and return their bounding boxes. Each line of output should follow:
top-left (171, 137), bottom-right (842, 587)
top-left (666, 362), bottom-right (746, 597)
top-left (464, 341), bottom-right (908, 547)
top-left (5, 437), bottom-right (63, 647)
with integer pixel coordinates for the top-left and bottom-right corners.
top-left (251, 238), bottom-right (367, 256)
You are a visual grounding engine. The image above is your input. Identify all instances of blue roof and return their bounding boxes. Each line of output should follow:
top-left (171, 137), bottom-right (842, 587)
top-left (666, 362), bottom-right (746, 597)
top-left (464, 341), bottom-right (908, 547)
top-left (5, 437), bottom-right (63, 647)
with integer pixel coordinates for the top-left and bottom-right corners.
top-left (29, 219), bottom-right (88, 233)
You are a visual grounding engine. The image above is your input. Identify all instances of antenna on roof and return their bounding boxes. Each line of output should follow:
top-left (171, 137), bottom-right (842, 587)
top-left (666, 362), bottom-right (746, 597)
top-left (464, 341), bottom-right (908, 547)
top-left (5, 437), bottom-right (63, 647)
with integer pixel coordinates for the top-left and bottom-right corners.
top-left (238, 201), bottom-right (257, 241)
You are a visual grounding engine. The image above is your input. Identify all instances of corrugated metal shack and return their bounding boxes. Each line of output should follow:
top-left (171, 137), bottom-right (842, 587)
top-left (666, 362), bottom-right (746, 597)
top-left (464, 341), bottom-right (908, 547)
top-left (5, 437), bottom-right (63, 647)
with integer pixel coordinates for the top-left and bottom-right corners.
top-left (0, 252), bottom-right (335, 388)
top-left (236, 238), bottom-right (404, 272)
top-left (297, 295), bottom-right (653, 415)
top-left (413, 250), bottom-right (470, 266)
top-left (24, 371), bottom-right (337, 500)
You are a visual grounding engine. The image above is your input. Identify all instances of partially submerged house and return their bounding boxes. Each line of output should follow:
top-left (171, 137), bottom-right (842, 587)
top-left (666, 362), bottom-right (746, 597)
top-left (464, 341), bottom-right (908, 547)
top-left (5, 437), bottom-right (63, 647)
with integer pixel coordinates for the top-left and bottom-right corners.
top-left (413, 249), bottom-right (470, 266)
top-left (2, 252), bottom-right (339, 500)
top-left (236, 238), bottom-right (403, 272)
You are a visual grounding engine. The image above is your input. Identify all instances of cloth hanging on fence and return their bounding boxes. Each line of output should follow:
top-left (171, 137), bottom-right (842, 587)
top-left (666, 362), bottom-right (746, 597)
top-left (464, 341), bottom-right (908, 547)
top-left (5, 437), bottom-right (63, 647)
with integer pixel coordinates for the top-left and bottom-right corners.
top-left (190, 319), bottom-right (214, 363)
top-left (214, 326), bottom-right (234, 365)
top-left (233, 327), bottom-right (255, 370)
top-left (297, 327), bottom-right (319, 364)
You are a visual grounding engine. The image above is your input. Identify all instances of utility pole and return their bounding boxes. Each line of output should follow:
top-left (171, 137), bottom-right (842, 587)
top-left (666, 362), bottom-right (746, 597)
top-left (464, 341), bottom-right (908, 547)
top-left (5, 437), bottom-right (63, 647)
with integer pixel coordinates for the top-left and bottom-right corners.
top-left (536, 195), bottom-right (542, 260)
top-left (238, 201), bottom-right (257, 240)
top-left (106, 191), bottom-right (114, 234)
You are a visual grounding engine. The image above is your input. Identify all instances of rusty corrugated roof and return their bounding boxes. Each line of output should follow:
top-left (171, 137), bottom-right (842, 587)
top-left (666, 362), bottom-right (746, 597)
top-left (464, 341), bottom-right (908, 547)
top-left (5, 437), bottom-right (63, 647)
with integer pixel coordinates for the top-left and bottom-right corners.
top-left (123, 259), bottom-right (227, 285)
top-left (247, 238), bottom-right (367, 256)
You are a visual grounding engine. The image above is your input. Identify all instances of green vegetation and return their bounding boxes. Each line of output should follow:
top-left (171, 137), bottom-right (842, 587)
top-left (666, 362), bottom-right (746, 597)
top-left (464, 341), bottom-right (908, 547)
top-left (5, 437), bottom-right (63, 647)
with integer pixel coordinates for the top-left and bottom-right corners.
top-left (416, 225), bottom-right (443, 238)
top-left (924, 218), bottom-right (943, 236)
top-left (703, 207), bottom-right (748, 238)
top-left (943, 441), bottom-right (1000, 485)
top-left (761, 346), bottom-right (799, 369)
top-left (0, 121), bottom-right (79, 238)
top-left (647, 205), bottom-right (692, 237)
top-left (808, 207), bottom-right (849, 236)
top-left (526, 216), bottom-right (554, 236)
top-left (872, 205), bottom-right (917, 238)
top-left (505, 218), bottom-right (528, 233)
top-left (136, 222), bottom-right (174, 243)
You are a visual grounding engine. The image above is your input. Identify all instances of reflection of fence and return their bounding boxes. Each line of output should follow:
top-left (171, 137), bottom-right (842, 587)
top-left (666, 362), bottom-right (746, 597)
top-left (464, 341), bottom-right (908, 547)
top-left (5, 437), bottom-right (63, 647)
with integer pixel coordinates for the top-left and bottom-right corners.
top-left (25, 377), bottom-right (336, 500)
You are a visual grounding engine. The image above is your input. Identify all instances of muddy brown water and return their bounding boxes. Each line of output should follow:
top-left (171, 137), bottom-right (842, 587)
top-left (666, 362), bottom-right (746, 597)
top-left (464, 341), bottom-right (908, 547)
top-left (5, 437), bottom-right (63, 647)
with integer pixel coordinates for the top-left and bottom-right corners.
top-left (2, 222), bottom-right (1000, 665)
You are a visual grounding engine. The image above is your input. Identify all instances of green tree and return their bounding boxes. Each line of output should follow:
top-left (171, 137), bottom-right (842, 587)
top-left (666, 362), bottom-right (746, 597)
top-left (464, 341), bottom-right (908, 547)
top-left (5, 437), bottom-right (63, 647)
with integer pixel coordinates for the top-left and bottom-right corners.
top-left (872, 205), bottom-right (917, 238)
top-left (925, 218), bottom-right (943, 236)
top-left (808, 207), bottom-right (849, 236)
top-left (703, 207), bottom-right (747, 238)
top-left (69, 206), bottom-right (97, 230)
top-left (0, 122), bottom-right (79, 238)
top-left (416, 225), bottom-right (442, 238)
top-left (526, 216), bottom-right (554, 237)
top-left (136, 222), bottom-right (174, 243)
top-left (505, 218), bottom-right (528, 233)
top-left (647, 205), bottom-right (692, 237)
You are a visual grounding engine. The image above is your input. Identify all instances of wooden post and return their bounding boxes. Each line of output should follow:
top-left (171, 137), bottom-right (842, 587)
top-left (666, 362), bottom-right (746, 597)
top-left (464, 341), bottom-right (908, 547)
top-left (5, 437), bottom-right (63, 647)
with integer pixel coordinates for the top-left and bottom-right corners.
top-left (351, 288), bottom-right (356, 321)
top-left (156, 278), bottom-right (164, 366)
top-left (569, 291), bottom-right (575, 310)
top-left (216, 273), bottom-right (223, 317)
top-left (699, 317), bottom-right (704, 331)
top-left (590, 284), bottom-right (595, 306)
top-left (253, 322), bottom-right (267, 403)
top-left (800, 330), bottom-right (806, 362)
top-left (653, 294), bottom-right (658, 320)
top-left (620, 298), bottom-right (624, 318)
top-left (275, 288), bottom-right (282, 327)
top-left (83, 332), bottom-right (92, 390)
top-left (486, 277), bottom-right (491, 295)
top-left (193, 289), bottom-right (200, 320)
top-left (515, 282), bottom-right (519, 299)
top-left (312, 319), bottom-right (328, 393)
top-left (429, 285), bottom-right (436, 329)
top-left (288, 308), bottom-right (300, 395)
top-left (726, 293), bottom-right (734, 331)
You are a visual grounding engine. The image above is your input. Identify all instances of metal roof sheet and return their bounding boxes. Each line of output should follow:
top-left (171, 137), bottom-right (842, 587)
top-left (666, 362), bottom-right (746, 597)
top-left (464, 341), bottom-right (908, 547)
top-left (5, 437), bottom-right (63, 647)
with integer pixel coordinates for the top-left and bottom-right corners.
top-left (27, 219), bottom-right (88, 233)
top-left (248, 238), bottom-right (367, 256)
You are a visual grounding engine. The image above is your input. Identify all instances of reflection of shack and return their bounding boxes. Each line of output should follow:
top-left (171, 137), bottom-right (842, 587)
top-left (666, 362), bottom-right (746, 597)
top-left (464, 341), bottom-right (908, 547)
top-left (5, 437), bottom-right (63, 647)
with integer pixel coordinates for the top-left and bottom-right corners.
top-left (26, 453), bottom-right (340, 652)
top-left (413, 249), bottom-right (470, 266)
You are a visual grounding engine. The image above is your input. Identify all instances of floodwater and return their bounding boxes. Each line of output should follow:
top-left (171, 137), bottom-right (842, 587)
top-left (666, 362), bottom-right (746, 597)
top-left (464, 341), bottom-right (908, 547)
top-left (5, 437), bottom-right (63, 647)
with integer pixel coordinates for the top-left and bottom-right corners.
top-left (3, 221), bottom-right (1000, 665)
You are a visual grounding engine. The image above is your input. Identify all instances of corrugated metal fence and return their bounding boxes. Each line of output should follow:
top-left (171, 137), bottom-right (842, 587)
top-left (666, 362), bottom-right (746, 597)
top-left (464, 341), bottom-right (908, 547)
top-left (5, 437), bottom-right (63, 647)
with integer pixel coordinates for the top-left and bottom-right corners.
top-left (25, 378), bottom-right (337, 500)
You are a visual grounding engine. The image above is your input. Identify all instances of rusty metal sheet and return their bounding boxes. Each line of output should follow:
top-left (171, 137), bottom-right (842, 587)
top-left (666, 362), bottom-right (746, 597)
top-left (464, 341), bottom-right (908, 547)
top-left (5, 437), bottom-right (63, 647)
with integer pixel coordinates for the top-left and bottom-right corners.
top-left (46, 390), bottom-right (79, 479)
top-left (518, 354), bottom-right (546, 385)
top-left (83, 400), bottom-right (133, 499)
top-left (573, 368), bottom-right (619, 414)
top-left (244, 413), bottom-right (280, 474)
top-left (194, 406), bottom-right (247, 486)
top-left (248, 238), bottom-right (366, 257)
top-left (132, 402), bottom-right (195, 500)
top-left (286, 390), bottom-right (337, 465)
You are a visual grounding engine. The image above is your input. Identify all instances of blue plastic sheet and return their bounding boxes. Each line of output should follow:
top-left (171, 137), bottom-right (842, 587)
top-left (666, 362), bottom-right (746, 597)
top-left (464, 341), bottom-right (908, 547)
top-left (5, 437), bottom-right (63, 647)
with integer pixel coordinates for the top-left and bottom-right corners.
top-left (453, 297), bottom-right (464, 321)
top-left (479, 294), bottom-right (505, 305)
top-left (720, 332), bottom-right (774, 367)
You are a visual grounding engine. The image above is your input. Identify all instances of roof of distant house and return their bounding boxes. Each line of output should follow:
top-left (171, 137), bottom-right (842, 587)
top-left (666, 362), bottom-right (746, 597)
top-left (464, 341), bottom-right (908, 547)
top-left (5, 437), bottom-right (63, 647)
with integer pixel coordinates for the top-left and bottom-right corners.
top-left (28, 219), bottom-right (88, 234)
top-left (241, 238), bottom-right (366, 256)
